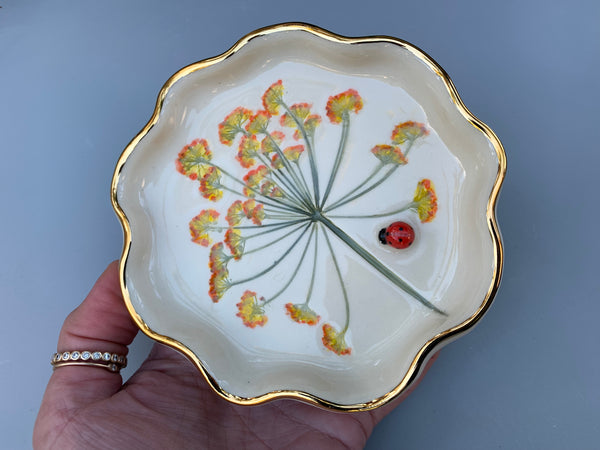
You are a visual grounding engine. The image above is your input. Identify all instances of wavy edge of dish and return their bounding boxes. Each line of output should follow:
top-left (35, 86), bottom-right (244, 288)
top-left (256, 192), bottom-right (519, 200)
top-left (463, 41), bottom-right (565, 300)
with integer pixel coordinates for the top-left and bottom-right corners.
top-left (110, 22), bottom-right (506, 412)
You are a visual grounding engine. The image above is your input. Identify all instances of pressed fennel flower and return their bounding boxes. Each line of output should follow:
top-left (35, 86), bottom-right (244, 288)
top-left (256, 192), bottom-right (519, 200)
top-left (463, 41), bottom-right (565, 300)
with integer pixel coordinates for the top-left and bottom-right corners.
top-left (262, 80), bottom-right (284, 115)
top-left (189, 209), bottom-right (219, 247)
top-left (285, 303), bottom-right (320, 325)
top-left (176, 138), bottom-right (213, 180)
top-left (391, 121), bottom-right (429, 145)
top-left (219, 107), bottom-right (253, 145)
top-left (224, 228), bottom-right (245, 260)
top-left (322, 323), bottom-right (351, 355)
top-left (237, 290), bottom-right (268, 328)
top-left (326, 89), bottom-right (363, 124)
top-left (412, 179), bottom-right (438, 223)
top-left (199, 167), bottom-right (223, 201)
top-left (371, 144), bottom-right (407, 165)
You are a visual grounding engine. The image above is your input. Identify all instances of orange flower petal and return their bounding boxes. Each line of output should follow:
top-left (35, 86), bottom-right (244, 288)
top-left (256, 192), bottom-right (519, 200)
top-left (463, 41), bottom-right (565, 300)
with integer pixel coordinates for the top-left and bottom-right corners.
top-left (285, 303), bottom-right (320, 325)
top-left (246, 110), bottom-right (271, 135)
top-left (209, 269), bottom-right (230, 303)
top-left (262, 80), bottom-right (284, 116)
top-left (326, 89), bottom-right (363, 124)
top-left (236, 290), bottom-right (268, 328)
top-left (413, 178), bottom-right (438, 223)
top-left (371, 144), bottom-right (407, 165)
top-left (224, 228), bottom-right (245, 260)
top-left (219, 107), bottom-right (253, 145)
top-left (175, 138), bottom-right (212, 180)
top-left (189, 209), bottom-right (219, 247)
top-left (321, 323), bottom-right (351, 355)
top-left (226, 200), bottom-right (245, 227)
top-left (199, 167), bottom-right (223, 201)
top-left (391, 121), bottom-right (429, 145)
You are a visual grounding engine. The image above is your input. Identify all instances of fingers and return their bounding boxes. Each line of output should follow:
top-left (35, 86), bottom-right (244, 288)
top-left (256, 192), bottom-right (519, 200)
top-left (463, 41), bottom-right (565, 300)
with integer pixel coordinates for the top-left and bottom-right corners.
top-left (45, 261), bottom-right (139, 406)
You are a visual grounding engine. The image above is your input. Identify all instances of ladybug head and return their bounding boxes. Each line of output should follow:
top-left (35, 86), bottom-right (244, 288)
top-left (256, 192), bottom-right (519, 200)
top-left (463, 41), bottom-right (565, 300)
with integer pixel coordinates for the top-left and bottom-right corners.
top-left (378, 228), bottom-right (388, 245)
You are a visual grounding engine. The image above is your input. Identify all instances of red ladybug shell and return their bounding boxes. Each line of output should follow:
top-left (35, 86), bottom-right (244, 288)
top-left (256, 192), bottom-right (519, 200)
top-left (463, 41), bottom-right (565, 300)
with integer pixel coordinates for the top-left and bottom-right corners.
top-left (378, 221), bottom-right (415, 249)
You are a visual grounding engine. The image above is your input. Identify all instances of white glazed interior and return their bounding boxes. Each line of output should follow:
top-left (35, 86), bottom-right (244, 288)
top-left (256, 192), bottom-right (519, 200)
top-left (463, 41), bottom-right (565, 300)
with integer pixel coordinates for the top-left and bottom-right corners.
top-left (116, 29), bottom-right (500, 406)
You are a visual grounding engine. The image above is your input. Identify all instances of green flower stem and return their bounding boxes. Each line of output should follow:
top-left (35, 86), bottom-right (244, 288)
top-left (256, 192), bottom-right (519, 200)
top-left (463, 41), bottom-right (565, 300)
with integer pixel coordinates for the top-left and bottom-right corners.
top-left (281, 102), bottom-right (320, 206)
top-left (266, 143), bottom-right (314, 209)
top-left (206, 157), bottom-right (303, 211)
top-left (401, 138), bottom-right (416, 156)
top-left (264, 131), bottom-right (314, 206)
top-left (317, 214), bottom-right (447, 316)
top-left (323, 165), bottom-right (399, 212)
top-left (210, 219), bottom-right (305, 232)
top-left (214, 163), bottom-right (303, 212)
top-left (230, 223), bottom-right (311, 287)
top-left (244, 223), bottom-right (309, 257)
top-left (321, 225), bottom-right (351, 333)
top-left (265, 213), bottom-right (306, 221)
top-left (255, 150), bottom-right (312, 210)
top-left (328, 202), bottom-right (414, 219)
top-left (231, 127), bottom-right (305, 206)
top-left (293, 160), bottom-right (314, 207)
top-left (320, 113), bottom-right (350, 209)
top-left (244, 219), bottom-right (308, 239)
top-left (218, 185), bottom-right (301, 215)
top-left (303, 226), bottom-right (319, 306)
top-left (324, 161), bottom-right (384, 211)
top-left (324, 140), bottom-right (415, 213)
top-left (238, 126), bottom-right (307, 208)
top-left (212, 165), bottom-right (306, 214)
top-left (264, 168), bottom-right (311, 211)
top-left (263, 224), bottom-right (316, 305)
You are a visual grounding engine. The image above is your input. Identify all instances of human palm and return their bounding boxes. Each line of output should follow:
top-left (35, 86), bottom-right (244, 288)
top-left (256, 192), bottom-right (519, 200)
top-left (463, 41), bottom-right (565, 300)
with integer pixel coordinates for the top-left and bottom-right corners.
top-left (34, 262), bottom-right (431, 449)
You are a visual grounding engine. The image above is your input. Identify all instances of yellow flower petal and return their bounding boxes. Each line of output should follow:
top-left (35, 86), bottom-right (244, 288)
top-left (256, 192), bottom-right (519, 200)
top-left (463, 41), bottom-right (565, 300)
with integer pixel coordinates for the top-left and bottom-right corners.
top-left (262, 80), bottom-right (284, 116)
top-left (326, 89), bottom-right (363, 124)
top-left (261, 131), bottom-right (285, 156)
top-left (245, 110), bottom-right (270, 135)
top-left (209, 242), bottom-right (230, 273)
top-left (224, 228), bottom-right (245, 260)
top-left (236, 135), bottom-right (260, 168)
top-left (226, 200), bottom-right (245, 227)
top-left (218, 107), bottom-right (253, 146)
top-left (285, 303), bottom-right (320, 325)
top-left (322, 324), bottom-right (351, 355)
top-left (391, 121), bottom-right (429, 145)
top-left (236, 290), bottom-right (268, 328)
top-left (209, 269), bottom-right (230, 303)
top-left (189, 209), bottom-right (219, 247)
top-left (175, 138), bottom-right (213, 180)
top-left (371, 144), bottom-right (407, 165)
top-left (412, 179), bottom-right (438, 223)
top-left (283, 145), bottom-right (304, 162)
top-left (199, 167), bottom-right (223, 201)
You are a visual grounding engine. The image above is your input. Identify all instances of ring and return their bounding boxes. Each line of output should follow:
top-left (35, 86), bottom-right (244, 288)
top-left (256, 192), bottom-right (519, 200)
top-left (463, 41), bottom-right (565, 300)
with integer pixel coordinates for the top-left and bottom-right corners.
top-left (51, 351), bottom-right (128, 373)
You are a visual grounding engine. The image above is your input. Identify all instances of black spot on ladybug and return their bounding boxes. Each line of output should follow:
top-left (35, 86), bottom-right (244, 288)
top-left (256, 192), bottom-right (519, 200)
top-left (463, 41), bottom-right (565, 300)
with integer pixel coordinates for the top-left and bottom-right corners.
top-left (379, 221), bottom-right (415, 249)
top-left (378, 228), bottom-right (388, 244)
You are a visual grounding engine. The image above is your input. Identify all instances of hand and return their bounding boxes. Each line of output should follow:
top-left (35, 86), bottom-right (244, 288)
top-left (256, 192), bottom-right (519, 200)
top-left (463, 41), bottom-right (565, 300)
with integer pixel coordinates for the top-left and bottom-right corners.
top-left (34, 262), bottom-right (436, 449)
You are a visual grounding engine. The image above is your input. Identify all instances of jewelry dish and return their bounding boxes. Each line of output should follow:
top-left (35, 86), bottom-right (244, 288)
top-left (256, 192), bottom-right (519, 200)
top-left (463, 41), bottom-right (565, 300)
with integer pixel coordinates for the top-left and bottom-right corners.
top-left (112, 23), bottom-right (505, 411)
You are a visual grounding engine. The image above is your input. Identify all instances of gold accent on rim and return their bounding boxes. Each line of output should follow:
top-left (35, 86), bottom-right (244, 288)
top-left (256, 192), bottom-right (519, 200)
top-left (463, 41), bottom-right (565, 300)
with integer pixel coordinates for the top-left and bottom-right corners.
top-left (110, 22), bottom-right (506, 412)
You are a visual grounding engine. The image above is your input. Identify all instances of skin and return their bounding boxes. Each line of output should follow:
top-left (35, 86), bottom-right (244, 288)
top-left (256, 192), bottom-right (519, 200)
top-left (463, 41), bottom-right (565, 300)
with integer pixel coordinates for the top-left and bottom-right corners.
top-left (34, 261), bottom-right (437, 449)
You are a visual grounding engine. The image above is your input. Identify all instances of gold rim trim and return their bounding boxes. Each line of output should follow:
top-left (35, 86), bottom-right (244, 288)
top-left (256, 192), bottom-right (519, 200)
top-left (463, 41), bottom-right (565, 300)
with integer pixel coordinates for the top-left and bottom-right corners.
top-left (110, 22), bottom-right (506, 412)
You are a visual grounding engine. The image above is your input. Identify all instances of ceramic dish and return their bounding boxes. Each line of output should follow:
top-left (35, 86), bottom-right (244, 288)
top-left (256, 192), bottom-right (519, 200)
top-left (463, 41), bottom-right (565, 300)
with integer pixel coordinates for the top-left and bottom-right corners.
top-left (112, 23), bottom-right (505, 411)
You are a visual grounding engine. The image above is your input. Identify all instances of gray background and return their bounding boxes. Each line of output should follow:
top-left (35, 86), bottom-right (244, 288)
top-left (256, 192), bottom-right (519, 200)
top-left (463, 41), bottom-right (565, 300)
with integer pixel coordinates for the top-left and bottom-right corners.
top-left (1, 1), bottom-right (598, 448)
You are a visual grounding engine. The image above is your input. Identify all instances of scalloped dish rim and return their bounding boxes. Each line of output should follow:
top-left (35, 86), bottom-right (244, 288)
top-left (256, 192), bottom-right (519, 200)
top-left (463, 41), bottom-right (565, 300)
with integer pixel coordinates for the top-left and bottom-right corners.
top-left (111, 23), bottom-right (506, 411)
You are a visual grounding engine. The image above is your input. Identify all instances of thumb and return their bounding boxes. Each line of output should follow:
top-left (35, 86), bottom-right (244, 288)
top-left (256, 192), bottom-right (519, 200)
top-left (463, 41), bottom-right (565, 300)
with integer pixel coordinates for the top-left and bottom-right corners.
top-left (39, 261), bottom-right (138, 410)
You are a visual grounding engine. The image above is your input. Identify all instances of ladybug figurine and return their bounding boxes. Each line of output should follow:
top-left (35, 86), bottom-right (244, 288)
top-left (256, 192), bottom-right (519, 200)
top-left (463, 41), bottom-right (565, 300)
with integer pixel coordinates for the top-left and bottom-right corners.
top-left (379, 221), bottom-right (415, 249)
